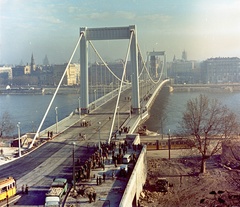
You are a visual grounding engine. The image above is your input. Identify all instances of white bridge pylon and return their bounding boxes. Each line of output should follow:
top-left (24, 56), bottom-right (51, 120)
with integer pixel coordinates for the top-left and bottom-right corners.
top-left (146, 51), bottom-right (167, 80)
top-left (80, 25), bottom-right (140, 114)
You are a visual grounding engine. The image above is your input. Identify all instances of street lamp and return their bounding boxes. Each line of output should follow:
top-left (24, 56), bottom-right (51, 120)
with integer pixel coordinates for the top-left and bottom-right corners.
top-left (94, 89), bottom-right (97, 102)
top-left (55, 107), bottom-right (58, 134)
top-left (72, 142), bottom-right (76, 191)
top-left (78, 97), bottom-right (81, 118)
top-left (99, 198), bottom-right (110, 207)
top-left (117, 106), bottom-right (119, 131)
top-left (168, 129), bottom-right (171, 160)
top-left (17, 122), bottom-right (21, 157)
top-left (98, 122), bottom-right (101, 155)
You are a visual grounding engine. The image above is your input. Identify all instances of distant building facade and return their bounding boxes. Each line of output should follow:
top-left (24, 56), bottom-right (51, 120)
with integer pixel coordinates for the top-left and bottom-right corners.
top-left (12, 65), bottom-right (25, 77)
top-left (201, 57), bottom-right (240, 83)
top-left (0, 66), bottom-right (12, 79)
top-left (89, 61), bottom-right (132, 85)
top-left (53, 63), bottom-right (80, 86)
top-left (168, 51), bottom-right (196, 84)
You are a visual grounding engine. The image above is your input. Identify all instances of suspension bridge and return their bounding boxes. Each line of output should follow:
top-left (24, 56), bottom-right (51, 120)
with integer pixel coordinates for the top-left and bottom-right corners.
top-left (0, 25), bottom-right (171, 207)
top-left (29, 25), bottom-right (170, 148)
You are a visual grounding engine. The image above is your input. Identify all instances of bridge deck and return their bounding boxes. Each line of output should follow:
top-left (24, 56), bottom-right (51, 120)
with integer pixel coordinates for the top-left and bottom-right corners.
top-left (0, 81), bottom-right (169, 206)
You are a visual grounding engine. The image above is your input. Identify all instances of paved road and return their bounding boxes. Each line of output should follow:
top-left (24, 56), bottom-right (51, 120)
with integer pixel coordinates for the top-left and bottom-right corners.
top-left (0, 88), bottom-right (136, 206)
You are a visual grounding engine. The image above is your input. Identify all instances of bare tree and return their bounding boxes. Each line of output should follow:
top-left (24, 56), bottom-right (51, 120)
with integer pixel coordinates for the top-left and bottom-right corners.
top-left (0, 111), bottom-right (15, 137)
top-left (179, 94), bottom-right (239, 173)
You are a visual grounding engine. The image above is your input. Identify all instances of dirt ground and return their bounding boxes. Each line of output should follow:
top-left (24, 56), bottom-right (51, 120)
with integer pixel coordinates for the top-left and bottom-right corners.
top-left (139, 149), bottom-right (240, 207)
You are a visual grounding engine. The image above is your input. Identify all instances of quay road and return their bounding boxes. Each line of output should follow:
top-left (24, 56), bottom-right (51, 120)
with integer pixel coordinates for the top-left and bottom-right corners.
top-left (0, 88), bottom-right (140, 206)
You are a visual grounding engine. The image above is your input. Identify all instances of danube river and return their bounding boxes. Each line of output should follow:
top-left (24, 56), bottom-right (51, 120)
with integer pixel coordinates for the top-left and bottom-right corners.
top-left (1, 88), bottom-right (240, 136)
top-left (144, 87), bottom-right (240, 134)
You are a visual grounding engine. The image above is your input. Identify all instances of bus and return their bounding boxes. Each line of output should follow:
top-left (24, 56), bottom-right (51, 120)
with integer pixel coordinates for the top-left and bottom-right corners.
top-left (0, 177), bottom-right (17, 201)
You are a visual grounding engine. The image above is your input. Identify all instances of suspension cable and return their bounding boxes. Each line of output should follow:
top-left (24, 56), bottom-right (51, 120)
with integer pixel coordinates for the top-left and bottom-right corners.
top-left (107, 31), bottom-right (134, 143)
top-left (29, 33), bottom-right (83, 149)
top-left (137, 44), bottom-right (164, 84)
top-left (89, 41), bottom-right (130, 85)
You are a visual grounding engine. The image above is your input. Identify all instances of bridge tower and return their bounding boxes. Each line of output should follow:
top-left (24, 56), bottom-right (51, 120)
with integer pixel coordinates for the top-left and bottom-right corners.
top-left (147, 51), bottom-right (167, 79)
top-left (80, 25), bottom-right (140, 114)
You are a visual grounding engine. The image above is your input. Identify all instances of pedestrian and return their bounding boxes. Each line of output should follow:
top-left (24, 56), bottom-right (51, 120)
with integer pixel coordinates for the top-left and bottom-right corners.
top-left (89, 192), bottom-right (92, 203)
top-left (103, 172), bottom-right (106, 182)
top-left (96, 176), bottom-right (99, 185)
top-left (22, 185), bottom-right (25, 194)
top-left (99, 176), bottom-right (102, 185)
top-left (93, 192), bottom-right (96, 202)
top-left (25, 184), bottom-right (28, 194)
top-left (88, 193), bottom-right (92, 203)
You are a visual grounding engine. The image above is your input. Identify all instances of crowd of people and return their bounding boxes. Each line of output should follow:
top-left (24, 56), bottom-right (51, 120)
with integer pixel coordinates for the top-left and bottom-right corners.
top-left (73, 138), bottom-right (143, 202)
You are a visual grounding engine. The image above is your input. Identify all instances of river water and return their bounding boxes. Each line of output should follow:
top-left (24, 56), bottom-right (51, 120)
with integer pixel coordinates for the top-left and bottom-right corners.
top-left (1, 88), bottom-right (240, 136)
top-left (144, 87), bottom-right (240, 134)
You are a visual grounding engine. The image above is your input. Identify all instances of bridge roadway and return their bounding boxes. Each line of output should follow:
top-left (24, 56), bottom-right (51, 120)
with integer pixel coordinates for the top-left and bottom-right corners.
top-left (0, 87), bottom-right (141, 206)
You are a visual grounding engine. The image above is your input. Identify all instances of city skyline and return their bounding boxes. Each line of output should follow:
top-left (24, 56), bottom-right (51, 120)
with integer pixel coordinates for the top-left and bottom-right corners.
top-left (1, 0), bottom-right (240, 65)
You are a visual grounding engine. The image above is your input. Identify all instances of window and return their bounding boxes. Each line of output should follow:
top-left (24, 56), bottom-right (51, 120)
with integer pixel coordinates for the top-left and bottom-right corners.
top-left (2, 186), bottom-right (7, 192)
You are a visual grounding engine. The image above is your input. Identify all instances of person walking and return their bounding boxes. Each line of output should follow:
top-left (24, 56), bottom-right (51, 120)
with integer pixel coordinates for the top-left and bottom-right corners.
top-left (103, 172), bottom-right (106, 182)
top-left (25, 185), bottom-right (28, 194)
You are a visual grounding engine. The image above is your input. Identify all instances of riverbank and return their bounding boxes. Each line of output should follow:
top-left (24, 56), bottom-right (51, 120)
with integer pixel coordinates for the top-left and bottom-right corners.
top-left (0, 86), bottom-right (80, 95)
top-left (172, 83), bottom-right (240, 92)
top-left (2, 83), bottom-right (240, 95)
top-left (0, 86), bottom-right (115, 95)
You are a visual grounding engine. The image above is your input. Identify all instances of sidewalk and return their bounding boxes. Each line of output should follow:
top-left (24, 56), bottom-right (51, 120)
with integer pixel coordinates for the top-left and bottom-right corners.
top-left (64, 137), bottom-right (141, 207)
top-left (0, 147), bottom-right (19, 165)
top-left (0, 113), bottom-right (82, 166)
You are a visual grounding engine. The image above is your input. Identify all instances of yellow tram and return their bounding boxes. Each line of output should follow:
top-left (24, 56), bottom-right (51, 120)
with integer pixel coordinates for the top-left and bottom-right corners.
top-left (146, 138), bottom-right (195, 150)
top-left (0, 177), bottom-right (16, 201)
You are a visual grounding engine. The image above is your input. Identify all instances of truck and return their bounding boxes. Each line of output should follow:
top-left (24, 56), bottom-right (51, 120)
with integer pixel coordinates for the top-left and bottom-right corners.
top-left (45, 178), bottom-right (68, 207)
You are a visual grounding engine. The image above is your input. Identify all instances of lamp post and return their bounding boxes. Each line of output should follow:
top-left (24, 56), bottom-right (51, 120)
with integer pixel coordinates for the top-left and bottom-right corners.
top-left (117, 106), bottom-right (119, 131)
top-left (55, 107), bottom-right (58, 134)
top-left (78, 97), bottom-right (81, 118)
top-left (98, 122), bottom-right (101, 155)
top-left (99, 198), bottom-right (110, 207)
top-left (94, 89), bottom-right (97, 102)
top-left (17, 122), bottom-right (21, 157)
top-left (168, 129), bottom-right (171, 160)
top-left (72, 142), bottom-right (76, 191)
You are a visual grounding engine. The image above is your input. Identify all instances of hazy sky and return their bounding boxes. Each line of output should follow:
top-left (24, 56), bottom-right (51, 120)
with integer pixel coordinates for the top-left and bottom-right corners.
top-left (1, 0), bottom-right (240, 65)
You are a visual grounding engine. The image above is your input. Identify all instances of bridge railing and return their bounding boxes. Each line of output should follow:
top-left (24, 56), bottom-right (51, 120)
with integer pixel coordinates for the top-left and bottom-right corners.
top-left (145, 79), bottom-right (170, 110)
top-left (89, 84), bottom-right (131, 111)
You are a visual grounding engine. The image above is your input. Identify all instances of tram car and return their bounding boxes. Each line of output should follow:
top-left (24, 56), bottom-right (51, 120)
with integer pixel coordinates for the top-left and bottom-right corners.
top-left (146, 138), bottom-right (195, 150)
top-left (0, 177), bottom-right (17, 201)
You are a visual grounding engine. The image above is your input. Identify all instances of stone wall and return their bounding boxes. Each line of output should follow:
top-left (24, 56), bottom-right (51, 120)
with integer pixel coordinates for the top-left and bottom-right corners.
top-left (119, 145), bottom-right (147, 207)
